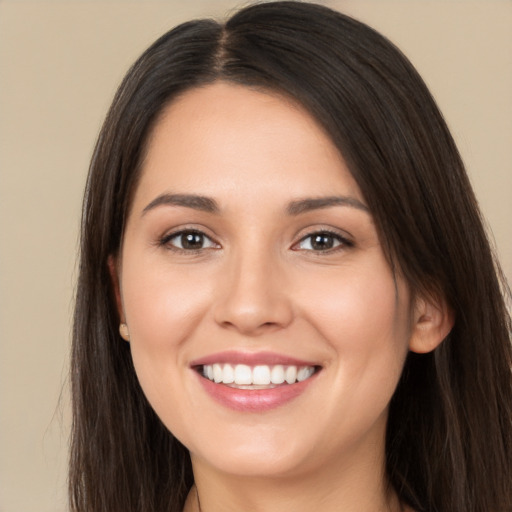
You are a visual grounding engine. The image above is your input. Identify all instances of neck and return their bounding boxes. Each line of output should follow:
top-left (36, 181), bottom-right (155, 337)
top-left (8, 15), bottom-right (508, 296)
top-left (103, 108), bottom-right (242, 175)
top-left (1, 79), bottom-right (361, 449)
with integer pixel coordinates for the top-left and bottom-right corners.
top-left (184, 446), bottom-right (403, 512)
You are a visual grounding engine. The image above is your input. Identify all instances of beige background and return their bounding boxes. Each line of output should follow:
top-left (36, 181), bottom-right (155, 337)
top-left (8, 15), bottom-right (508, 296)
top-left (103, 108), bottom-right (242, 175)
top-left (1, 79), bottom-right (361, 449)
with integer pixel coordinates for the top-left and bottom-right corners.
top-left (0, 1), bottom-right (510, 511)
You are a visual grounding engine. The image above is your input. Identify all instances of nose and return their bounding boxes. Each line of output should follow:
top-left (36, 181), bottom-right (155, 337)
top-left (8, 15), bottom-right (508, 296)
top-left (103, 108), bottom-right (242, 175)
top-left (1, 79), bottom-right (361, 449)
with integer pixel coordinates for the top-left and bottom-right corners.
top-left (213, 249), bottom-right (294, 336)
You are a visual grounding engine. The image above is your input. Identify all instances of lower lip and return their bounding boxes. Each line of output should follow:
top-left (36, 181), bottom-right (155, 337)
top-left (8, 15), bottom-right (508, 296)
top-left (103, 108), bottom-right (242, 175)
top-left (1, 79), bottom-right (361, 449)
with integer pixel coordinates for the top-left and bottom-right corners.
top-left (196, 372), bottom-right (318, 412)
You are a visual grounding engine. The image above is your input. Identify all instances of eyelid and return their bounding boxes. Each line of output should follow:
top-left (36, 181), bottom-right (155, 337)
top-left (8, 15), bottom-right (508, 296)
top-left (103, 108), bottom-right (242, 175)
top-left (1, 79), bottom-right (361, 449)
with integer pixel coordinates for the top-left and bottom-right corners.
top-left (291, 227), bottom-right (354, 253)
top-left (156, 225), bottom-right (353, 254)
top-left (159, 227), bottom-right (221, 252)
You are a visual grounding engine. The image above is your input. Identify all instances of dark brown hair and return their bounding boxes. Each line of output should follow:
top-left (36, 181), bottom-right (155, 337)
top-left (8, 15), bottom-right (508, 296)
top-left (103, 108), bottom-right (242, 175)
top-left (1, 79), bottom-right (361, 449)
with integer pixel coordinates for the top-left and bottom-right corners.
top-left (70, 2), bottom-right (512, 511)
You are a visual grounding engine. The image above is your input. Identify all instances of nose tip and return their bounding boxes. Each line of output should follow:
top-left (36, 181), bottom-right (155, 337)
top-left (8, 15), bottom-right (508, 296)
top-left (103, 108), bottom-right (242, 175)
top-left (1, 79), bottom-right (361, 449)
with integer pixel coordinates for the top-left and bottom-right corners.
top-left (216, 301), bottom-right (290, 336)
top-left (213, 262), bottom-right (293, 336)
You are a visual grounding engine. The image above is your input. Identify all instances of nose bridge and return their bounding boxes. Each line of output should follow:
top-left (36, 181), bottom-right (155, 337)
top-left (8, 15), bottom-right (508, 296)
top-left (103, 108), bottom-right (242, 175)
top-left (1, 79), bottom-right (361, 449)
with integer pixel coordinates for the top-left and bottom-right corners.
top-left (214, 240), bottom-right (292, 334)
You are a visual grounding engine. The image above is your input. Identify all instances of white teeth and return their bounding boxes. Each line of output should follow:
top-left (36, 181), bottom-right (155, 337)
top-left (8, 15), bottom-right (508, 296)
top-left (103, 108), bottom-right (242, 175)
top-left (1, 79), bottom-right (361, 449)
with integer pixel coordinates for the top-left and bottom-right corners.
top-left (201, 363), bottom-right (316, 386)
top-left (285, 366), bottom-right (297, 384)
top-left (270, 365), bottom-right (285, 384)
top-left (253, 365), bottom-right (271, 385)
top-left (213, 364), bottom-right (223, 383)
top-left (297, 367), bottom-right (314, 382)
top-left (234, 364), bottom-right (252, 385)
top-left (222, 363), bottom-right (235, 384)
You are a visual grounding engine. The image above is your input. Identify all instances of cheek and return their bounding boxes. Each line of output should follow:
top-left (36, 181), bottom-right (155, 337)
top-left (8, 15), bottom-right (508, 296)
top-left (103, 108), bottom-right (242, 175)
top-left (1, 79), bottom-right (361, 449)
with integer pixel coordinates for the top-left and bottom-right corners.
top-left (299, 261), bottom-right (409, 342)
top-left (120, 258), bottom-right (214, 409)
top-left (122, 260), bottom-right (213, 346)
top-left (295, 261), bottom-right (411, 401)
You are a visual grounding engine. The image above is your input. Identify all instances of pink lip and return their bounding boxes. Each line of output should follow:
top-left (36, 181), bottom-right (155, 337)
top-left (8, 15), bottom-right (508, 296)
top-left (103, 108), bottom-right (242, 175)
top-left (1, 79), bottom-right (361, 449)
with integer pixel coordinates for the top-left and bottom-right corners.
top-left (190, 351), bottom-right (321, 412)
top-left (195, 371), bottom-right (319, 412)
top-left (190, 350), bottom-right (318, 367)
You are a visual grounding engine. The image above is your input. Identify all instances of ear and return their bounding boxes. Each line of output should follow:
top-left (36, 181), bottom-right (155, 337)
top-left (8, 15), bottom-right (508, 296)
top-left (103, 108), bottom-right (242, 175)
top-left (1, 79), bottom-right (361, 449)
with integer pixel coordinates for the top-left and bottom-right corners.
top-left (409, 293), bottom-right (455, 354)
top-left (108, 255), bottom-right (124, 323)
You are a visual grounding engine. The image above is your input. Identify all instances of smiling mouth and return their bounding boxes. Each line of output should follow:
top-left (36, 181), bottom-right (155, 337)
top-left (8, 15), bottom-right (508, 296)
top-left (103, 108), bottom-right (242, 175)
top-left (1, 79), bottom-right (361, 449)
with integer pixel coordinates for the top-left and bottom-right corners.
top-left (197, 363), bottom-right (320, 389)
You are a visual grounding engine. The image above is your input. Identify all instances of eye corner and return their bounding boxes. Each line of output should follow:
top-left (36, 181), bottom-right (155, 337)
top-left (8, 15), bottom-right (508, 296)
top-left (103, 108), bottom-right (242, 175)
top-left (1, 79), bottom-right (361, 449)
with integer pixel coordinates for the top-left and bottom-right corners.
top-left (158, 228), bottom-right (221, 253)
top-left (291, 229), bottom-right (354, 254)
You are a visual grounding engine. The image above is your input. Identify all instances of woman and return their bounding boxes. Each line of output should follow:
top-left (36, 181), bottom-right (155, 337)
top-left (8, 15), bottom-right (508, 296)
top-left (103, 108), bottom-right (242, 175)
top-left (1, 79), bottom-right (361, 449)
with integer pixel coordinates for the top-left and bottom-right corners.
top-left (70, 2), bottom-right (512, 511)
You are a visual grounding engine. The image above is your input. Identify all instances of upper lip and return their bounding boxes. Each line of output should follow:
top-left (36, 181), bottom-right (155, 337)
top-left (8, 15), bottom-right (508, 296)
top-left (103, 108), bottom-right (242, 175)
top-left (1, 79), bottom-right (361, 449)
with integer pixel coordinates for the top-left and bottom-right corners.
top-left (190, 350), bottom-right (320, 368)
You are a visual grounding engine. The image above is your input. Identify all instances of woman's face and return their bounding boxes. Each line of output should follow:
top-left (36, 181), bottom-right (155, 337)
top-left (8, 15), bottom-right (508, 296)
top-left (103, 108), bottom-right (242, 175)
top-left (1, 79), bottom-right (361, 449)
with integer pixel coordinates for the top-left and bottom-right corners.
top-left (116, 82), bottom-right (416, 479)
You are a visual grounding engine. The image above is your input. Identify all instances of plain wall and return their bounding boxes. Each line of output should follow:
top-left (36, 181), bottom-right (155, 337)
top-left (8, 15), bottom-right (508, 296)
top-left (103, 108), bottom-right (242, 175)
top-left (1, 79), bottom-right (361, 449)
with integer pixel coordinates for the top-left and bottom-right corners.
top-left (0, 1), bottom-right (510, 511)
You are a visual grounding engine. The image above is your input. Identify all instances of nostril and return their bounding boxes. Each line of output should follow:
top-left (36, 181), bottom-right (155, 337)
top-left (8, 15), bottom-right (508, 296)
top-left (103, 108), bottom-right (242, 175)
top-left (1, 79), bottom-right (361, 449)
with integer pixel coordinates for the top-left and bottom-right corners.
top-left (212, 268), bottom-right (293, 334)
top-left (218, 319), bottom-right (286, 336)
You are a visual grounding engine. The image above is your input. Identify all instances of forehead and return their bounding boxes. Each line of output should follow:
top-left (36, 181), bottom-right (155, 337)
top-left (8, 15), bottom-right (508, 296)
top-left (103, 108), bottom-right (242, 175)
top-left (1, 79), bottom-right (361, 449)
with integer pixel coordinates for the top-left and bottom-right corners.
top-left (133, 82), bottom-right (363, 211)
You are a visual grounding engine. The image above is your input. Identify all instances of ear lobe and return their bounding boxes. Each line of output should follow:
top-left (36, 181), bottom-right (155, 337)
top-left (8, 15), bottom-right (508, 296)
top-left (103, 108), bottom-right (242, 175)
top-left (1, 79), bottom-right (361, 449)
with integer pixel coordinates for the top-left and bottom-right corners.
top-left (108, 255), bottom-right (124, 322)
top-left (409, 294), bottom-right (455, 354)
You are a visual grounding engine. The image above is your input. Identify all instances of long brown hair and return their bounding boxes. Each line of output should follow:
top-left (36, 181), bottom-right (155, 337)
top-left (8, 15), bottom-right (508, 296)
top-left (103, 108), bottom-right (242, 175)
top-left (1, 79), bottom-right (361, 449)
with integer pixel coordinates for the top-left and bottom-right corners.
top-left (70, 2), bottom-right (512, 511)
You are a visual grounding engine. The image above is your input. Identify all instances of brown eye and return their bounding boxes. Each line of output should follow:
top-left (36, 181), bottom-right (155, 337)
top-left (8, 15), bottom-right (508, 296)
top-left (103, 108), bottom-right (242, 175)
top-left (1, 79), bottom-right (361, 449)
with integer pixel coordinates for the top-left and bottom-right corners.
top-left (295, 231), bottom-right (351, 252)
top-left (163, 230), bottom-right (218, 251)
top-left (180, 232), bottom-right (205, 249)
top-left (310, 234), bottom-right (336, 250)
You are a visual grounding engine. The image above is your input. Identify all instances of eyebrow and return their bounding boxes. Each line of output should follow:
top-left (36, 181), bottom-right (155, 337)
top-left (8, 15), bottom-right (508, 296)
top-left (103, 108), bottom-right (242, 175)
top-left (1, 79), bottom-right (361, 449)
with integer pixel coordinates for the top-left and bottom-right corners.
top-left (142, 193), bottom-right (219, 215)
top-left (286, 196), bottom-right (369, 215)
top-left (142, 193), bottom-right (369, 216)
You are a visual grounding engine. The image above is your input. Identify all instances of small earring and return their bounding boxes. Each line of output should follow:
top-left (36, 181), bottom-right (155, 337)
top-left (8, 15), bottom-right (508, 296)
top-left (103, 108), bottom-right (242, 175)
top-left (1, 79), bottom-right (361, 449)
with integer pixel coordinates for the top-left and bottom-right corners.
top-left (119, 323), bottom-right (130, 341)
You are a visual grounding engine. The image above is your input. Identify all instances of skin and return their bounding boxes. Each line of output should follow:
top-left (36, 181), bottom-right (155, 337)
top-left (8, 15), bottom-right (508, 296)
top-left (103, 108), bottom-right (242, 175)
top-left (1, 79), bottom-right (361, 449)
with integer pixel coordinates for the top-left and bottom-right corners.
top-left (112, 82), bottom-right (451, 512)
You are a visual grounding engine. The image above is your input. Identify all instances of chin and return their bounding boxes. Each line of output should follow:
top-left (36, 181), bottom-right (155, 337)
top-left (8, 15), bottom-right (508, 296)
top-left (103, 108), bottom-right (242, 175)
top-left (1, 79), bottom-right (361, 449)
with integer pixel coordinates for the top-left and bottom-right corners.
top-left (193, 449), bottom-right (312, 479)
top-left (184, 422), bottom-right (326, 479)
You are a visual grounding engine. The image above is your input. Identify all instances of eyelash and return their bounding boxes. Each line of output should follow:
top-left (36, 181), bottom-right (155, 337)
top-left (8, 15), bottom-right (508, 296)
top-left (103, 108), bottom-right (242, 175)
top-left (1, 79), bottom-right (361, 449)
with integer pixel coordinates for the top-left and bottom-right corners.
top-left (158, 228), bottom-right (353, 254)
top-left (159, 229), bottom-right (219, 254)
top-left (293, 229), bottom-right (353, 253)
